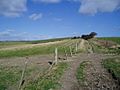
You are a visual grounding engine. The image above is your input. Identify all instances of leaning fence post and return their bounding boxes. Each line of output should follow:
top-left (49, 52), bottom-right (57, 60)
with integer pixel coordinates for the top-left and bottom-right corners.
top-left (18, 59), bottom-right (28, 90)
top-left (55, 48), bottom-right (58, 65)
top-left (69, 46), bottom-right (73, 57)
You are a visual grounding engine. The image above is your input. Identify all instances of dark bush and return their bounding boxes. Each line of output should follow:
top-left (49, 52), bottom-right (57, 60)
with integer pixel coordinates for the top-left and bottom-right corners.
top-left (81, 32), bottom-right (97, 40)
top-left (71, 36), bottom-right (80, 39)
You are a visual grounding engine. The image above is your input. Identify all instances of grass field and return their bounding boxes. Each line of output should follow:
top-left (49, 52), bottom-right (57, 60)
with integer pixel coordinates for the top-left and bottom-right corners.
top-left (0, 37), bottom-right (69, 48)
top-left (0, 39), bottom-right (80, 58)
top-left (0, 41), bottom-right (28, 49)
top-left (28, 37), bottom-right (70, 44)
top-left (97, 37), bottom-right (120, 44)
top-left (0, 44), bottom-right (56, 58)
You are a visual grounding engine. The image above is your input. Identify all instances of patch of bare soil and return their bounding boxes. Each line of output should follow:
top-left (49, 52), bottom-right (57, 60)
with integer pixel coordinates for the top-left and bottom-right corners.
top-left (81, 54), bottom-right (120, 90)
top-left (0, 54), bottom-right (54, 67)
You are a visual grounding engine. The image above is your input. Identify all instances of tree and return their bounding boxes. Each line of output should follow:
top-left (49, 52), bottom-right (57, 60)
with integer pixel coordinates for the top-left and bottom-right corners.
top-left (89, 32), bottom-right (97, 38)
top-left (81, 32), bottom-right (97, 40)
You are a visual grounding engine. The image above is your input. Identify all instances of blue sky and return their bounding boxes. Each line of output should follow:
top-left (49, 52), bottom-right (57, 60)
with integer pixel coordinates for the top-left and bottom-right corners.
top-left (0, 0), bottom-right (120, 41)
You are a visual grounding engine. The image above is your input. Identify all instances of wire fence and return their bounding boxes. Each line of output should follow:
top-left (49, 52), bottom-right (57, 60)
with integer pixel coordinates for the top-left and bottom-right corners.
top-left (17, 39), bottom-right (83, 89)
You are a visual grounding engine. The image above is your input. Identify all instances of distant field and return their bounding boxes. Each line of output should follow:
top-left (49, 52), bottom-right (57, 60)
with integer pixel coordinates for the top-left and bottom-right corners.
top-left (0, 42), bottom-right (28, 48)
top-left (0, 37), bottom-right (69, 49)
top-left (97, 37), bottom-right (120, 44)
top-left (28, 37), bottom-right (70, 44)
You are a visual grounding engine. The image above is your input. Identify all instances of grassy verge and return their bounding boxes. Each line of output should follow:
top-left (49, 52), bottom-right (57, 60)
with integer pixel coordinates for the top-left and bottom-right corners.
top-left (102, 57), bottom-right (120, 79)
top-left (76, 61), bottom-right (89, 83)
top-left (0, 60), bottom-right (68, 90)
top-left (0, 64), bottom-right (48, 90)
top-left (24, 62), bottom-right (68, 90)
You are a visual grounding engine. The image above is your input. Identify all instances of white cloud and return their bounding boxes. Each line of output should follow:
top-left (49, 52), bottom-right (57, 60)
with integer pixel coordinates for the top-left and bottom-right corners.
top-left (33, 0), bottom-right (61, 3)
top-left (0, 0), bottom-right (27, 17)
top-left (0, 29), bottom-right (50, 41)
top-left (0, 29), bottom-right (16, 37)
top-left (0, 0), bottom-right (119, 17)
top-left (29, 13), bottom-right (43, 21)
top-left (79, 0), bottom-right (120, 15)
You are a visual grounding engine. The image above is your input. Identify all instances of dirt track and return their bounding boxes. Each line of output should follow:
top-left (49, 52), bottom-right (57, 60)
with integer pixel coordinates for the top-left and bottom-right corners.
top-left (59, 53), bottom-right (120, 90)
top-left (59, 54), bottom-right (88, 90)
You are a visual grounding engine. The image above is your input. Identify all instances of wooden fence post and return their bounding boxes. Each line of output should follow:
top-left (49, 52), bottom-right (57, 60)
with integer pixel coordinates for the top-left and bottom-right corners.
top-left (18, 60), bottom-right (28, 90)
top-left (55, 48), bottom-right (58, 65)
top-left (64, 49), bottom-right (68, 60)
top-left (75, 43), bottom-right (78, 54)
top-left (69, 46), bottom-right (73, 57)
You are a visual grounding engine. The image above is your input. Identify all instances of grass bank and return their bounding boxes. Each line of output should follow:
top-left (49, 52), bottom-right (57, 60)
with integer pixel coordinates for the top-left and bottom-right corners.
top-left (102, 57), bottom-right (120, 80)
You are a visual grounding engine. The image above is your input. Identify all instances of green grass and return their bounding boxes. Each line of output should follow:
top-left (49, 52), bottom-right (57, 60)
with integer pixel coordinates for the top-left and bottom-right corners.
top-left (0, 62), bottom-right (68, 90)
top-left (0, 64), bottom-right (47, 90)
top-left (0, 66), bottom-right (21, 90)
top-left (76, 61), bottom-right (89, 83)
top-left (24, 62), bottom-right (68, 90)
top-left (98, 37), bottom-right (120, 44)
top-left (0, 39), bottom-right (79, 58)
top-left (0, 45), bottom-right (69, 59)
top-left (0, 41), bottom-right (28, 49)
top-left (0, 45), bottom-right (55, 58)
top-left (89, 40), bottom-right (120, 54)
top-left (102, 57), bottom-right (120, 78)
top-left (0, 38), bottom-right (69, 49)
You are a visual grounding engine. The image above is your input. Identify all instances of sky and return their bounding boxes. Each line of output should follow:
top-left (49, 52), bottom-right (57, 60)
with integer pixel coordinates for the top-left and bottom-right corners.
top-left (0, 0), bottom-right (120, 41)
